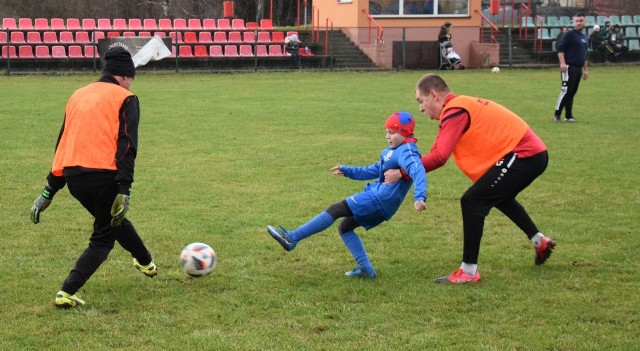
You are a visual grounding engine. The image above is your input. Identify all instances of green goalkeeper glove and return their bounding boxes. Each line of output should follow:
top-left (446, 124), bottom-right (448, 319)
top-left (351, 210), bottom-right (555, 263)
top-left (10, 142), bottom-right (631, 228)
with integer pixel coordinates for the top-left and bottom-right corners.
top-left (111, 193), bottom-right (130, 227)
top-left (30, 184), bottom-right (55, 224)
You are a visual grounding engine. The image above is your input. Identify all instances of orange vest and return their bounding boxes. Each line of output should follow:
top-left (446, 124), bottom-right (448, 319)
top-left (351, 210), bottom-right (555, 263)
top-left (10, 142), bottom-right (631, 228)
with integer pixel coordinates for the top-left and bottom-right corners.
top-left (441, 95), bottom-right (529, 182)
top-left (51, 82), bottom-right (133, 176)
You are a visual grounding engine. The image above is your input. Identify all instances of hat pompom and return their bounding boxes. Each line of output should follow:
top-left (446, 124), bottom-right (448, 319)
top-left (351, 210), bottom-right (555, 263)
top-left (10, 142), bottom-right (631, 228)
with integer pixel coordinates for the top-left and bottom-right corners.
top-left (385, 111), bottom-right (415, 137)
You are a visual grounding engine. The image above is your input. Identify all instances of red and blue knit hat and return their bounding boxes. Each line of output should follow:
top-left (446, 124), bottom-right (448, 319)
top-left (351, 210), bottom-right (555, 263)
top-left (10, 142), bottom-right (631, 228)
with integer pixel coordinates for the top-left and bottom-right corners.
top-left (385, 111), bottom-right (415, 137)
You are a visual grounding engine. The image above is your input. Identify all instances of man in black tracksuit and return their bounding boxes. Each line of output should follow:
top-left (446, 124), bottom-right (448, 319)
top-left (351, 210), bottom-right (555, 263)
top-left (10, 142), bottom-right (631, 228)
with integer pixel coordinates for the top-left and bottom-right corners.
top-left (554, 13), bottom-right (589, 123)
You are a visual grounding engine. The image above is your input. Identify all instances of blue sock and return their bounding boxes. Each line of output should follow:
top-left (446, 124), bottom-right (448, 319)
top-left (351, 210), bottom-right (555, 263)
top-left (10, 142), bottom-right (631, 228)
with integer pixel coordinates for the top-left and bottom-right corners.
top-left (289, 211), bottom-right (334, 243)
top-left (341, 230), bottom-right (373, 271)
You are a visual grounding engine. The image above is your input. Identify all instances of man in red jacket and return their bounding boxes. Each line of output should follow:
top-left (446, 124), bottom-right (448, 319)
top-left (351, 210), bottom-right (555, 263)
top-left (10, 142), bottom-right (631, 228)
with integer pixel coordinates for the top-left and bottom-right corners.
top-left (386, 73), bottom-right (555, 284)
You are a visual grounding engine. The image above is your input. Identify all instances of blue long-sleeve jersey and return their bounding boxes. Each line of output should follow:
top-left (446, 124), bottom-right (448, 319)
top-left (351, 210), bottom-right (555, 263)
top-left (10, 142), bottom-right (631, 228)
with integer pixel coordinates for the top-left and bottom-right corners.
top-left (341, 141), bottom-right (427, 221)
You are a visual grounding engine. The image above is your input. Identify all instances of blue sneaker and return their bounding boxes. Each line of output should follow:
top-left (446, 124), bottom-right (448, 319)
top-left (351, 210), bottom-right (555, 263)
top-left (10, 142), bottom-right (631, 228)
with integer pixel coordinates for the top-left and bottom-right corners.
top-left (345, 266), bottom-right (377, 280)
top-left (267, 225), bottom-right (296, 251)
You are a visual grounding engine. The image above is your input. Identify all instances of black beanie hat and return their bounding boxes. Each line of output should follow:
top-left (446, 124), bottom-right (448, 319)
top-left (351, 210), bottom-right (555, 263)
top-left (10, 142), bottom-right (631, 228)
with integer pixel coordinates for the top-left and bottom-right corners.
top-left (103, 46), bottom-right (135, 78)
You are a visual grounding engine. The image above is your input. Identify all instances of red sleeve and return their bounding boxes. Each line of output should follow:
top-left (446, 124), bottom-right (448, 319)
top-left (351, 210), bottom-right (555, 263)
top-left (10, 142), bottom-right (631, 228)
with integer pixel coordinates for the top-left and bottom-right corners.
top-left (421, 107), bottom-right (469, 172)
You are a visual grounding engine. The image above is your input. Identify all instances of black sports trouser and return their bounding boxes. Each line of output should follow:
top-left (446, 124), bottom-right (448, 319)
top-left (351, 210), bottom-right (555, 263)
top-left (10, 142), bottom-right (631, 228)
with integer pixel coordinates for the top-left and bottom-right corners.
top-left (460, 151), bottom-right (548, 264)
top-left (60, 172), bottom-right (152, 295)
top-left (554, 65), bottom-right (582, 119)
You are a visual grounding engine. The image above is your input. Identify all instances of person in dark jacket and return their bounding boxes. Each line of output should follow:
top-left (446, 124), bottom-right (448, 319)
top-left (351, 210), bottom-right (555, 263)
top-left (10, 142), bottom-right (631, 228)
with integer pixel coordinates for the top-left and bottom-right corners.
top-left (29, 46), bottom-right (156, 309)
top-left (554, 13), bottom-right (589, 123)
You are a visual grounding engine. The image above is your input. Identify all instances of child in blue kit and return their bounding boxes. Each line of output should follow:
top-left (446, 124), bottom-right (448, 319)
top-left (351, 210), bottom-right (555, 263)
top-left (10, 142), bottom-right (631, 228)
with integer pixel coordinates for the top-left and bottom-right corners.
top-left (267, 111), bottom-right (427, 279)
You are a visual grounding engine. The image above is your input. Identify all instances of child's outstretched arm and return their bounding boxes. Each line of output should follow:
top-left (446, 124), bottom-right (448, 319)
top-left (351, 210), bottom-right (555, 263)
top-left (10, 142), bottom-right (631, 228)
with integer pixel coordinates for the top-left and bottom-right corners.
top-left (414, 200), bottom-right (426, 211)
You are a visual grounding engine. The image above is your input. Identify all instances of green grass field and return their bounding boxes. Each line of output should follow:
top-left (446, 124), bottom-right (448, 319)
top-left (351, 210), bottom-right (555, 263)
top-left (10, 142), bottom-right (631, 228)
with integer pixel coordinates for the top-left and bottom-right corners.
top-left (1, 68), bottom-right (638, 350)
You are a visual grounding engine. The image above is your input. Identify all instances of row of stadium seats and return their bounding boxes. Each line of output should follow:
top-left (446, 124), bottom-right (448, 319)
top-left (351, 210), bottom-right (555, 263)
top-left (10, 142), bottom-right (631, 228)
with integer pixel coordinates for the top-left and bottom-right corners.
top-left (1, 44), bottom-right (314, 59)
top-left (537, 27), bottom-right (640, 40)
top-left (1, 18), bottom-right (273, 31)
top-left (0, 30), bottom-right (297, 45)
top-left (2, 45), bottom-right (97, 58)
top-left (550, 39), bottom-right (640, 51)
top-left (522, 15), bottom-right (640, 28)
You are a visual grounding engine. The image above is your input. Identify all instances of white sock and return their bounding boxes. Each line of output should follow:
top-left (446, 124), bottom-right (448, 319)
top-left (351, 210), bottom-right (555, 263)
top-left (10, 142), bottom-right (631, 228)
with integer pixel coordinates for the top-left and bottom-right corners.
top-left (460, 262), bottom-right (477, 275)
top-left (531, 232), bottom-right (544, 247)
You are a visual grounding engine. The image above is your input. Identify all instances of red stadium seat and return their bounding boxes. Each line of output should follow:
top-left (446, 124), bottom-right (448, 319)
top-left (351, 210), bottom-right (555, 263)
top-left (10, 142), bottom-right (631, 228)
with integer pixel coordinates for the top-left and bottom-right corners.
top-left (27, 31), bottom-right (42, 43)
top-left (268, 44), bottom-right (284, 56)
top-left (107, 31), bottom-right (120, 38)
top-left (84, 45), bottom-right (98, 58)
top-left (271, 31), bottom-right (285, 43)
top-left (153, 31), bottom-right (167, 37)
top-left (227, 31), bottom-right (242, 43)
top-left (169, 31), bottom-right (182, 43)
top-left (128, 18), bottom-right (142, 30)
top-left (123, 31), bottom-right (136, 37)
top-left (97, 18), bottom-right (112, 30)
top-left (2, 18), bottom-right (17, 29)
top-left (173, 18), bottom-right (187, 30)
top-left (188, 19), bottom-right (202, 30)
top-left (68, 45), bottom-right (84, 58)
top-left (0, 32), bottom-right (7, 43)
top-left (2, 45), bottom-right (18, 58)
top-left (51, 18), bottom-right (66, 30)
top-left (143, 19), bottom-right (157, 30)
top-left (35, 45), bottom-right (50, 58)
top-left (243, 31), bottom-right (255, 43)
top-left (66, 18), bottom-right (81, 30)
top-left (239, 44), bottom-right (253, 56)
top-left (260, 19), bottom-right (273, 30)
top-left (198, 32), bottom-right (213, 43)
top-left (158, 18), bottom-right (172, 30)
top-left (178, 45), bottom-right (193, 57)
top-left (112, 18), bottom-right (127, 30)
top-left (183, 31), bottom-right (197, 43)
top-left (51, 45), bottom-right (67, 58)
top-left (19, 18), bottom-right (34, 30)
top-left (75, 31), bottom-right (91, 44)
top-left (138, 31), bottom-right (151, 37)
top-left (10, 31), bottom-right (26, 43)
top-left (34, 18), bottom-right (49, 30)
top-left (246, 22), bottom-right (259, 30)
top-left (286, 31), bottom-right (298, 38)
top-left (224, 45), bottom-right (238, 56)
top-left (209, 45), bottom-right (224, 57)
top-left (82, 18), bottom-right (96, 30)
top-left (217, 19), bottom-right (231, 30)
top-left (202, 19), bottom-right (216, 30)
top-left (18, 45), bottom-right (34, 58)
top-left (92, 31), bottom-right (105, 42)
top-left (59, 31), bottom-right (74, 43)
top-left (43, 31), bottom-right (58, 43)
top-left (193, 45), bottom-right (208, 57)
top-left (232, 19), bottom-right (245, 30)
top-left (257, 31), bottom-right (271, 43)
top-left (209, 45), bottom-right (223, 57)
top-left (213, 31), bottom-right (227, 43)
top-left (256, 45), bottom-right (268, 57)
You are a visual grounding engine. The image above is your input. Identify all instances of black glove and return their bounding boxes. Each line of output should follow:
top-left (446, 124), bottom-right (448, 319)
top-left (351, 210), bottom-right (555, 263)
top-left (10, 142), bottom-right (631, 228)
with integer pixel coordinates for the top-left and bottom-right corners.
top-left (111, 193), bottom-right (130, 227)
top-left (30, 184), bottom-right (55, 224)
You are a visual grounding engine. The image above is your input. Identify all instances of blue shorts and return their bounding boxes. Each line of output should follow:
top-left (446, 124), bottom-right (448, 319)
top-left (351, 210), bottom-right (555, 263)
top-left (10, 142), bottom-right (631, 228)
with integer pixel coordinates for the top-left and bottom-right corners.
top-left (345, 192), bottom-right (386, 230)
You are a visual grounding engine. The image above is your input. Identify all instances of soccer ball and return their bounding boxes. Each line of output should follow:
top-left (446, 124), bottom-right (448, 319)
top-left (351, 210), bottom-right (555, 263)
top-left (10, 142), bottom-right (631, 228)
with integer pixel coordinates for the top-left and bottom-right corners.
top-left (180, 242), bottom-right (217, 277)
top-left (491, 67), bottom-right (500, 73)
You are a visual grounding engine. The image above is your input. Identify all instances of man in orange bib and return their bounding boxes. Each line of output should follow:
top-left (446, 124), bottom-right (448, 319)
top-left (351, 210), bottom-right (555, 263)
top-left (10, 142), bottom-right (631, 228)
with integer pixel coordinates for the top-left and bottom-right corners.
top-left (386, 74), bottom-right (555, 284)
top-left (30, 46), bottom-right (156, 308)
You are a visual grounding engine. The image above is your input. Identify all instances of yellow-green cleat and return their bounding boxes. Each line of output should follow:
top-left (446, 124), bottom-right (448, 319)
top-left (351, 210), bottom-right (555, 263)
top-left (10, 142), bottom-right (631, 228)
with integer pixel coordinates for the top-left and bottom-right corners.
top-left (55, 291), bottom-right (85, 309)
top-left (133, 258), bottom-right (157, 278)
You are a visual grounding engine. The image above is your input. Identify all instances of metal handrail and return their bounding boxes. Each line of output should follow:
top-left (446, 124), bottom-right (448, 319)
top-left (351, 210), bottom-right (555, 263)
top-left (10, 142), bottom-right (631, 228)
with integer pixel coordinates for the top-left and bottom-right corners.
top-left (518, 3), bottom-right (531, 39)
top-left (533, 15), bottom-right (544, 52)
top-left (364, 9), bottom-right (384, 45)
top-left (476, 9), bottom-right (500, 44)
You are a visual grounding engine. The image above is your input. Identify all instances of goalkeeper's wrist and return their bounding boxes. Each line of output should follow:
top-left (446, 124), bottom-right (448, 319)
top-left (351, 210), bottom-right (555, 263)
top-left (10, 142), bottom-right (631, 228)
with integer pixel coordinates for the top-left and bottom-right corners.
top-left (42, 184), bottom-right (57, 200)
top-left (118, 183), bottom-right (132, 196)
